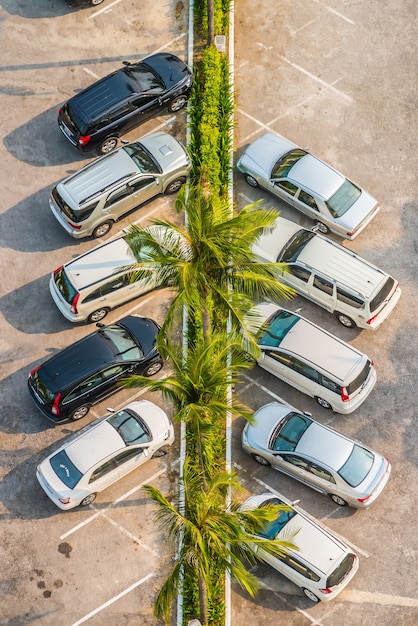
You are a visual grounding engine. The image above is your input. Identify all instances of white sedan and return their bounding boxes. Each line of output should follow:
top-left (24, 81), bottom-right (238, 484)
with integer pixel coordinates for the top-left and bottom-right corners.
top-left (237, 132), bottom-right (380, 239)
top-left (36, 400), bottom-right (174, 510)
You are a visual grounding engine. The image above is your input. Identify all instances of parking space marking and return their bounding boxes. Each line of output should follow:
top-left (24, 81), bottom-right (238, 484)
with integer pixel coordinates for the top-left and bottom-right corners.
top-left (240, 373), bottom-right (289, 404)
top-left (83, 67), bottom-right (100, 80)
top-left (71, 572), bottom-right (154, 626)
top-left (311, 0), bottom-right (355, 25)
top-left (99, 510), bottom-right (160, 557)
top-left (87, 0), bottom-right (124, 20)
top-left (256, 580), bottom-right (326, 626)
top-left (340, 589), bottom-right (418, 607)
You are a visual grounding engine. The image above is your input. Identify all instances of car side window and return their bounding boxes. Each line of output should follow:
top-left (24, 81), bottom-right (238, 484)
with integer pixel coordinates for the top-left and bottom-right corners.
top-left (336, 287), bottom-right (364, 309)
top-left (281, 554), bottom-right (320, 581)
top-left (263, 351), bottom-right (293, 368)
top-left (107, 103), bottom-right (136, 122)
top-left (63, 372), bottom-right (103, 403)
top-left (104, 186), bottom-right (131, 208)
top-left (289, 265), bottom-right (311, 283)
top-left (89, 458), bottom-right (117, 482)
top-left (291, 358), bottom-right (320, 382)
top-left (114, 449), bottom-right (143, 466)
top-left (101, 365), bottom-right (127, 381)
top-left (320, 375), bottom-right (341, 395)
top-left (298, 190), bottom-right (319, 211)
top-left (281, 454), bottom-right (310, 470)
top-left (128, 177), bottom-right (156, 193)
top-left (308, 463), bottom-right (336, 483)
top-left (313, 275), bottom-right (334, 295)
top-left (275, 180), bottom-right (298, 196)
top-left (82, 276), bottom-right (129, 303)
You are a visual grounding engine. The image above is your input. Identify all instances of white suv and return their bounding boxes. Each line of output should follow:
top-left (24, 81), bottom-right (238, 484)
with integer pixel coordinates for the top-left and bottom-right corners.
top-left (248, 302), bottom-right (376, 413)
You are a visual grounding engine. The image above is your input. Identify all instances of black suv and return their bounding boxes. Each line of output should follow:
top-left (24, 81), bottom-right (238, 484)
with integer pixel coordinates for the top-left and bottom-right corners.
top-left (58, 52), bottom-right (193, 154)
top-left (28, 316), bottom-right (163, 423)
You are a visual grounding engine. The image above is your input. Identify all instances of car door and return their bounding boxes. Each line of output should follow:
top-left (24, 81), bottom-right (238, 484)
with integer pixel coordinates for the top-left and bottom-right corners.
top-left (259, 350), bottom-right (293, 385)
top-left (114, 447), bottom-right (149, 480)
top-left (273, 454), bottom-right (329, 494)
top-left (284, 357), bottom-right (322, 399)
top-left (269, 180), bottom-right (298, 208)
top-left (293, 189), bottom-right (325, 223)
top-left (102, 185), bottom-right (135, 221)
top-left (128, 175), bottom-right (161, 209)
top-left (285, 264), bottom-right (311, 297)
top-left (93, 364), bottom-right (133, 402)
top-left (88, 457), bottom-right (119, 493)
top-left (307, 274), bottom-right (337, 312)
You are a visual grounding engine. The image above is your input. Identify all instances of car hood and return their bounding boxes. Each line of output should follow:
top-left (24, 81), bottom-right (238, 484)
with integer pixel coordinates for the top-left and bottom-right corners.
top-left (144, 53), bottom-right (192, 89)
top-left (238, 133), bottom-right (297, 178)
top-left (139, 131), bottom-right (190, 173)
top-left (118, 316), bottom-right (160, 357)
top-left (252, 216), bottom-right (302, 263)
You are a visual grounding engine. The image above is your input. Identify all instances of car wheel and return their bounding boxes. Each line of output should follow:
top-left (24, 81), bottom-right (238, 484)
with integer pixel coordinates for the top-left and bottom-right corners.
top-left (302, 588), bottom-right (320, 603)
top-left (164, 178), bottom-right (186, 194)
top-left (253, 454), bottom-right (270, 467)
top-left (330, 494), bottom-right (348, 506)
top-left (143, 360), bottom-right (163, 377)
top-left (70, 405), bottom-right (90, 421)
top-left (152, 448), bottom-right (168, 459)
top-left (90, 0), bottom-right (104, 5)
top-left (98, 137), bottom-right (118, 154)
top-left (92, 221), bottom-right (112, 238)
top-left (244, 174), bottom-right (258, 188)
top-left (87, 308), bottom-right (109, 323)
top-left (314, 221), bottom-right (329, 234)
top-left (168, 95), bottom-right (188, 112)
top-left (316, 396), bottom-right (332, 410)
top-left (80, 493), bottom-right (97, 506)
top-left (336, 312), bottom-right (356, 328)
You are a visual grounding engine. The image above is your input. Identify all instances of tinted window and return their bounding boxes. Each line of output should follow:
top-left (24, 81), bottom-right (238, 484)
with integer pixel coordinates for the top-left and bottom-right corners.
top-left (52, 187), bottom-right (98, 223)
top-left (278, 230), bottom-right (315, 263)
top-left (67, 102), bottom-right (88, 135)
top-left (308, 463), bottom-right (336, 483)
top-left (123, 144), bottom-right (160, 173)
top-left (109, 409), bottom-right (151, 445)
top-left (346, 360), bottom-right (372, 395)
top-left (336, 287), bottom-right (364, 309)
top-left (313, 275), bottom-right (334, 295)
top-left (291, 358), bottom-right (320, 382)
top-left (263, 351), bottom-right (293, 368)
top-left (326, 180), bottom-right (361, 217)
top-left (90, 458), bottom-right (117, 482)
top-left (104, 186), bottom-right (131, 208)
top-left (369, 277), bottom-right (395, 313)
top-left (54, 267), bottom-right (78, 306)
top-left (298, 190), bottom-right (318, 210)
top-left (282, 555), bottom-right (320, 581)
top-left (63, 373), bottom-right (103, 403)
top-left (327, 553), bottom-right (356, 588)
top-left (29, 368), bottom-right (55, 405)
top-left (338, 445), bottom-right (374, 487)
top-left (270, 413), bottom-right (312, 452)
top-left (290, 266), bottom-right (311, 283)
top-left (82, 276), bottom-right (128, 303)
top-left (320, 376), bottom-right (341, 395)
top-left (271, 149), bottom-right (307, 178)
top-left (114, 449), bottom-right (143, 465)
top-left (129, 177), bottom-right (156, 192)
top-left (276, 181), bottom-right (298, 195)
top-left (102, 325), bottom-right (143, 361)
top-left (50, 450), bottom-right (83, 489)
top-left (259, 310), bottom-right (300, 347)
top-left (107, 103), bottom-right (136, 123)
top-left (258, 498), bottom-right (297, 539)
top-left (123, 67), bottom-right (164, 92)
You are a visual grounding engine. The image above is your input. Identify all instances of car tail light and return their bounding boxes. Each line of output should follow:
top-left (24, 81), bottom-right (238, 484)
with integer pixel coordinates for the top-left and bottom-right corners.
top-left (59, 497), bottom-right (71, 505)
top-left (29, 365), bottom-right (40, 378)
top-left (58, 107), bottom-right (62, 115)
top-left (51, 393), bottom-right (61, 416)
top-left (68, 223), bottom-right (82, 230)
top-left (357, 494), bottom-right (372, 503)
top-left (70, 293), bottom-right (80, 314)
top-left (78, 135), bottom-right (91, 146)
top-left (319, 587), bottom-right (333, 595)
top-left (341, 386), bottom-right (349, 402)
top-left (367, 313), bottom-right (379, 325)
top-left (53, 265), bottom-right (63, 277)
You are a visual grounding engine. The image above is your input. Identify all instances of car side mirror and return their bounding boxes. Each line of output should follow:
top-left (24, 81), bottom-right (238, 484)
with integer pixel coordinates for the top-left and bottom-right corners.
top-left (122, 61), bottom-right (131, 66)
top-left (96, 322), bottom-right (105, 328)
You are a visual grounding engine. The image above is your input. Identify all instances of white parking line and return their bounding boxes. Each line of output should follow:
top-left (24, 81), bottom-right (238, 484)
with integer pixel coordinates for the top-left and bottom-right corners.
top-left (311, 0), bottom-right (355, 24)
top-left (240, 373), bottom-right (289, 404)
top-left (86, 0), bottom-right (126, 20)
top-left (71, 573), bottom-right (154, 625)
top-left (99, 510), bottom-right (160, 557)
top-left (83, 67), bottom-right (100, 80)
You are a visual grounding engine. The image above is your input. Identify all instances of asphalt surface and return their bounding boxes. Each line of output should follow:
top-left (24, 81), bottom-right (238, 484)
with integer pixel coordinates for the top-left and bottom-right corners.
top-left (0, 1), bottom-right (417, 625)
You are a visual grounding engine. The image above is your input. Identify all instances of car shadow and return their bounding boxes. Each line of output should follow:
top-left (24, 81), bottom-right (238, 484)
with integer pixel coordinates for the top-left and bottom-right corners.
top-left (0, 0), bottom-right (69, 18)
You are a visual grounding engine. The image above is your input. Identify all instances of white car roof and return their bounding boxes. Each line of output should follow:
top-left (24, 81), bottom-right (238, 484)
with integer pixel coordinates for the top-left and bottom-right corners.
top-left (288, 154), bottom-right (344, 200)
top-left (66, 420), bottom-right (124, 474)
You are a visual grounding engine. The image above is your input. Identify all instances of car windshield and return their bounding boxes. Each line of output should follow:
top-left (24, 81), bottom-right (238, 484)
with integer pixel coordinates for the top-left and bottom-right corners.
top-left (108, 409), bottom-right (151, 445)
top-left (123, 66), bottom-right (164, 93)
top-left (270, 413), bottom-right (312, 452)
top-left (101, 325), bottom-right (143, 361)
top-left (258, 310), bottom-right (300, 347)
top-left (123, 144), bottom-right (160, 174)
top-left (277, 230), bottom-right (315, 263)
top-left (50, 450), bottom-right (83, 489)
top-left (326, 180), bottom-right (362, 217)
top-left (271, 149), bottom-right (307, 178)
top-left (258, 497), bottom-right (297, 539)
top-left (338, 445), bottom-right (374, 487)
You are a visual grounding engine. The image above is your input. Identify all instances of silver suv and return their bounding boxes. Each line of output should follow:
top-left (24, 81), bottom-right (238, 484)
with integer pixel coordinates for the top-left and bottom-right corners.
top-left (50, 131), bottom-right (191, 239)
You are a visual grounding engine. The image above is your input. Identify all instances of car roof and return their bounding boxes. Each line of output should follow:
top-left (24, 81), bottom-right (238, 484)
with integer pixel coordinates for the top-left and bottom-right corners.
top-left (66, 420), bottom-right (125, 474)
top-left (64, 236), bottom-right (136, 290)
top-left (277, 317), bottom-right (364, 381)
top-left (69, 70), bottom-right (138, 121)
top-left (288, 154), bottom-right (344, 200)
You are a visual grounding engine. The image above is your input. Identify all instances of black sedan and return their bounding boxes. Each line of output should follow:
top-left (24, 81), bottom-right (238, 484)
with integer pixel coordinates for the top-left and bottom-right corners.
top-left (28, 316), bottom-right (163, 422)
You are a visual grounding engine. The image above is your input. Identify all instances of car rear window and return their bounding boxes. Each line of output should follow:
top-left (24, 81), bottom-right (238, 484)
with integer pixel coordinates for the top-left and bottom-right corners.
top-left (54, 267), bottom-right (78, 306)
top-left (66, 102), bottom-right (89, 135)
top-left (326, 180), bottom-right (362, 217)
top-left (30, 368), bottom-right (55, 405)
top-left (51, 187), bottom-right (96, 223)
top-left (338, 445), bottom-right (374, 487)
top-left (327, 553), bottom-right (356, 588)
top-left (50, 450), bottom-right (83, 489)
top-left (346, 359), bottom-right (372, 395)
top-left (259, 310), bottom-right (300, 347)
top-left (369, 277), bottom-right (395, 313)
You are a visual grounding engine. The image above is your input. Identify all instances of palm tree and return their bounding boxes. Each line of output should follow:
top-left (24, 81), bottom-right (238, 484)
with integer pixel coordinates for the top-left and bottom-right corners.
top-left (122, 330), bottom-right (255, 479)
top-left (144, 462), bottom-right (298, 625)
top-left (124, 185), bottom-right (294, 340)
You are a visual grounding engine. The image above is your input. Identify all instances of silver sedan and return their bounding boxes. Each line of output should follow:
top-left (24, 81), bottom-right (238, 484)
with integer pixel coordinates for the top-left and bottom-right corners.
top-left (242, 402), bottom-right (391, 508)
top-left (237, 132), bottom-right (380, 239)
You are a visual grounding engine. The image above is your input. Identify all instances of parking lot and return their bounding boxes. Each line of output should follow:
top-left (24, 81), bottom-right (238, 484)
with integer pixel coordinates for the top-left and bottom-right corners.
top-left (0, 0), bottom-right (417, 625)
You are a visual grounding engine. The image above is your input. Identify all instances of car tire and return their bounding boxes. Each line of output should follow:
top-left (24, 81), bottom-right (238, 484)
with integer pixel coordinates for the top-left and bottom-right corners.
top-left (92, 221), bottom-right (113, 238)
top-left (330, 494), bottom-right (348, 506)
top-left (90, 0), bottom-right (104, 5)
top-left (314, 221), bottom-right (329, 234)
top-left (98, 137), bottom-right (118, 154)
top-left (80, 493), bottom-right (97, 506)
top-left (164, 177), bottom-right (186, 194)
top-left (168, 95), bottom-right (188, 112)
top-left (244, 174), bottom-right (258, 188)
top-left (336, 312), bottom-right (356, 328)
top-left (302, 588), bottom-right (320, 603)
top-left (143, 360), bottom-right (163, 377)
top-left (152, 448), bottom-right (168, 459)
top-left (253, 454), bottom-right (270, 467)
top-left (315, 396), bottom-right (332, 410)
top-left (70, 405), bottom-right (90, 421)
top-left (87, 308), bottom-right (109, 323)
